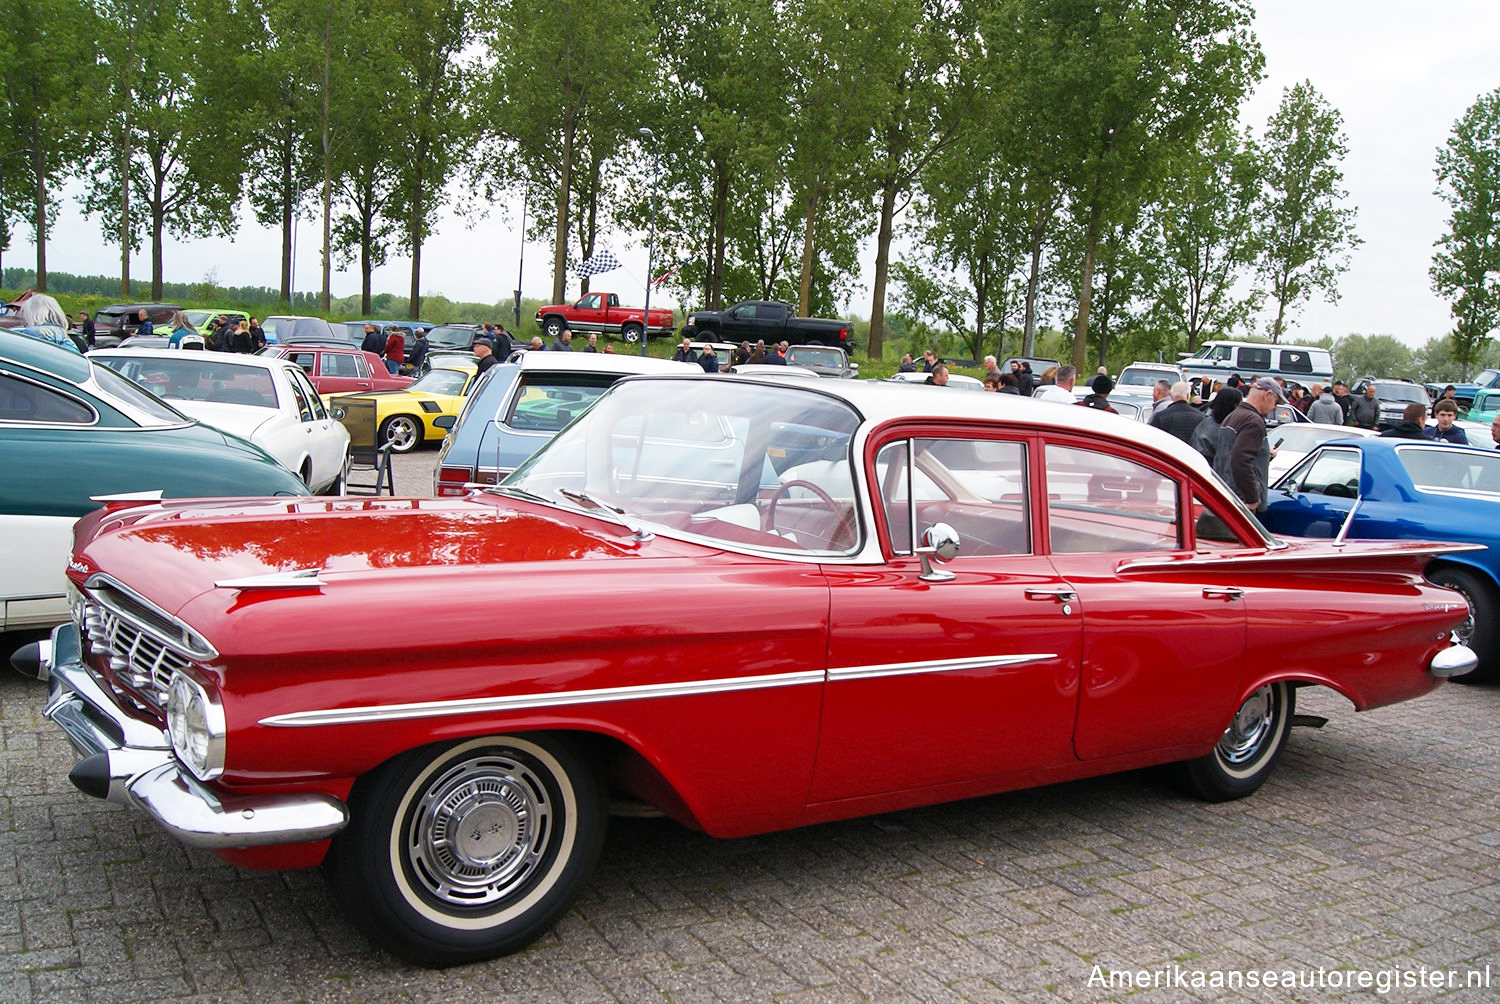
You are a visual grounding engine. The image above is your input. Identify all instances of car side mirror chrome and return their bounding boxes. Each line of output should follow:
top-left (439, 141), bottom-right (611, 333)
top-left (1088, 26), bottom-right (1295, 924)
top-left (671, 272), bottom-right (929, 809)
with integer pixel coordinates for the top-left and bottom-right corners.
top-left (915, 522), bottom-right (959, 582)
top-left (329, 406), bottom-right (346, 421)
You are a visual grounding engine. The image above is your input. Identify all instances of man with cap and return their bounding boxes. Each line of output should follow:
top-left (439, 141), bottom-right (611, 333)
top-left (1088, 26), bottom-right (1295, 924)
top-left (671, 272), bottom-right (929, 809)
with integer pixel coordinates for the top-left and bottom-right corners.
top-left (1216, 376), bottom-right (1284, 512)
top-left (472, 337), bottom-right (499, 374)
top-left (1077, 373), bottom-right (1117, 412)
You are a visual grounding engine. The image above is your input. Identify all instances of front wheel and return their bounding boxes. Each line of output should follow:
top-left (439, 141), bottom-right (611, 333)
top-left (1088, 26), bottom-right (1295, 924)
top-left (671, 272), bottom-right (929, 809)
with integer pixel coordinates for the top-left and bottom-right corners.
top-left (621, 322), bottom-right (644, 344)
top-left (380, 415), bottom-right (421, 453)
top-left (1180, 681), bottom-right (1294, 802)
top-left (326, 734), bottom-right (605, 967)
top-left (542, 316), bottom-right (564, 338)
top-left (1427, 566), bottom-right (1497, 683)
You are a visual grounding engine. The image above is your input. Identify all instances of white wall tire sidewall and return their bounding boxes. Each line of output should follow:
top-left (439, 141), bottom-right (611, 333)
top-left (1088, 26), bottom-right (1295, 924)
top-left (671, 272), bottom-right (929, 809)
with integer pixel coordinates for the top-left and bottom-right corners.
top-left (387, 736), bottom-right (579, 932)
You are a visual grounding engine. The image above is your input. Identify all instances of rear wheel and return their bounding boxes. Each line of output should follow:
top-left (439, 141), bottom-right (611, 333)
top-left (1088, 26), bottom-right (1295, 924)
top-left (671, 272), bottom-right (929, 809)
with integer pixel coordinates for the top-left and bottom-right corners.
top-left (621, 322), bottom-right (644, 343)
top-left (380, 415), bottom-right (421, 454)
top-left (1180, 681), bottom-right (1294, 802)
top-left (326, 734), bottom-right (605, 967)
top-left (326, 451), bottom-right (350, 495)
top-left (1427, 566), bottom-right (1497, 683)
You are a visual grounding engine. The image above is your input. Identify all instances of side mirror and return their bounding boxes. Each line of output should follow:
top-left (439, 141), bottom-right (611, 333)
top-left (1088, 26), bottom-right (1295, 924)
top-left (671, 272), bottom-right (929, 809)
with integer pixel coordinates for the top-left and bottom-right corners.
top-left (329, 406), bottom-right (346, 421)
top-left (433, 415), bottom-right (456, 429)
top-left (914, 522), bottom-right (960, 582)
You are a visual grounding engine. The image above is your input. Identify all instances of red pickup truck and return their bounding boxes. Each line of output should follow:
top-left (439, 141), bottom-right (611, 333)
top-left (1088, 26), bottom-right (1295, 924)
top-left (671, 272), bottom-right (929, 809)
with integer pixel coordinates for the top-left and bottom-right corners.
top-left (536, 292), bottom-right (675, 344)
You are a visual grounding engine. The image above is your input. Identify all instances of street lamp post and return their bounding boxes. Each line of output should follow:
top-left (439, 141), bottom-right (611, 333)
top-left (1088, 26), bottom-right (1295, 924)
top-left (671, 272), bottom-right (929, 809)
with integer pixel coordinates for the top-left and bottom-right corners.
top-left (0, 148), bottom-right (35, 287)
top-left (639, 128), bottom-right (659, 357)
top-left (515, 181), bottom-right (528, 332)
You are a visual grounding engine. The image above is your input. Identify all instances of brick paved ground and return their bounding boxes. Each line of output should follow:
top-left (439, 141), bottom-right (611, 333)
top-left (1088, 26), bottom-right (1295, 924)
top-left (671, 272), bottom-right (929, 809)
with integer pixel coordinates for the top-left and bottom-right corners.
top-left (2, 448), bottom-right (1495, 1001)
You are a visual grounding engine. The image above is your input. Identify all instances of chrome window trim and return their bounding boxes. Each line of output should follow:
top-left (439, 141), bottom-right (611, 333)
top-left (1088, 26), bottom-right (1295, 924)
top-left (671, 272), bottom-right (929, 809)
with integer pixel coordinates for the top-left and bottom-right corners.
top-left (259, 654), bottom-right (1058, 728)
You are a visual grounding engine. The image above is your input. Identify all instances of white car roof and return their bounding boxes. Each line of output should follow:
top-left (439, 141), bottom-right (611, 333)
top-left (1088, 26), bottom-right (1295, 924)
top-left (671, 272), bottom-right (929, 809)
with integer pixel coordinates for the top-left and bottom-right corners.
top-left (627, 371), bottom-right (1223, 483)
top-left (515, 352), bottom-right (698, 376)
top-left (89, 348), bottom-right (302, 377)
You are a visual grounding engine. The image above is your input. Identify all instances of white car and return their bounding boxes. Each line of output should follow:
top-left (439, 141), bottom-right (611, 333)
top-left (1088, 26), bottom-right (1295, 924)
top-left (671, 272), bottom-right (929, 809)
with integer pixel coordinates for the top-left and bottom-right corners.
top-left (1267, 422), bottom-right (1376, 482)
top-left (89, 350), bottom-right (351, 493)
top-left (886, 370), bottom-right (985, 391)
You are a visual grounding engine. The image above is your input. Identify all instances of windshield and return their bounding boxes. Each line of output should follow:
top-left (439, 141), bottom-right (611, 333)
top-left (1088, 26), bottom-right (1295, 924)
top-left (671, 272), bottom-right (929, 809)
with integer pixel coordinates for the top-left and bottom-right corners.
top-left (787, 347), bottom-right (843, 367)
top-left (1118, 368), bottom-right (1176, 386)
top-left (506, 379), bottom-right (862, 554)
top-left (427, 327), bottom-right (474, 350)
top-left (88, 361), bottom-right (192, 425)
top-left (1375, 383), bottom-right (1428, 405)
top-left (412, 367), bottom-right (471, 395)
top-left (93, 356), bottom-right (282, 409)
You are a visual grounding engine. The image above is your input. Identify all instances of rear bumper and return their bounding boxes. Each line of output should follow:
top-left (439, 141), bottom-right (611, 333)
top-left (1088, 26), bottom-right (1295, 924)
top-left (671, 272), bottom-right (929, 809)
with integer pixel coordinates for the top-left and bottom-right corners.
top-left (20, 624), bottom-right (348, 849)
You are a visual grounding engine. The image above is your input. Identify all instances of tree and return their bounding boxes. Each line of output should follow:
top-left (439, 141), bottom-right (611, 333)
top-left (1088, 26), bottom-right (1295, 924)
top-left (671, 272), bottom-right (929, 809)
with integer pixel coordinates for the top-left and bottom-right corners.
top-left (0, 0), bottom-right (103, 290)
top-left (1432, 87), bottom-right (1500, 378)
top-left (481, 0), bottom-right (655, 305)
top-left (989, 0), bottom-right (1263, 372)
top-left (83, 0), bottom-right (252, 299)
top-left (1147, 122), bottom-right (1262, 351)
top-left (862, 0), bottom-right (975, 361)
top-left (1257, 80), bottom-right (1360, 343)
top-left (1332, 333), bottom-right (1412, 383)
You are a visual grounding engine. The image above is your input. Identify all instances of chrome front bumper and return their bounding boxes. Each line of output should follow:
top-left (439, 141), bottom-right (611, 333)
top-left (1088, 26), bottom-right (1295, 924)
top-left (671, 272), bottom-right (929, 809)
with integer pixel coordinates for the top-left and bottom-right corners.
top-left (20, 624), bottom-right (348, 849)
top-left (1430, 643), bottom-right (1478, 679)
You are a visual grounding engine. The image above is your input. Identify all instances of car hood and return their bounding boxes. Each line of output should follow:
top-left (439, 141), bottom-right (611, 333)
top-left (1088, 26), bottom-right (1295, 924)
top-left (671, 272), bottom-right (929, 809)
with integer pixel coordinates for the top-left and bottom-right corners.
top-left (69, 495), bottom-right (702, 619)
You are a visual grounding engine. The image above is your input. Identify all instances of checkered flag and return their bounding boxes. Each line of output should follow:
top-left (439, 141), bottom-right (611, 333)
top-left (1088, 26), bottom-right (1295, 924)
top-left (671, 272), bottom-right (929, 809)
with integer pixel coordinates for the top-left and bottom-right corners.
top-left (575, 249), bottom-right (622, 279)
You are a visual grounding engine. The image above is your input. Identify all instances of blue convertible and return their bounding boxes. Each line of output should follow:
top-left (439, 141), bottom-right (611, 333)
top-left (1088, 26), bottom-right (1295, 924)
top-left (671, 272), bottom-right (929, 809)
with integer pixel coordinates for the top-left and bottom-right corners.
top-left (1262, 437), bottom-right (1500, 682)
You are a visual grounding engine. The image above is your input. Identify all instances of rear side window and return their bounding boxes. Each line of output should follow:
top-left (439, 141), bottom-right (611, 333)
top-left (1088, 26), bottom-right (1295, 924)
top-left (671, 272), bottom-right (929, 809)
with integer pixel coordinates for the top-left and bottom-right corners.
top-left (1237, 347), bottom-right (1272, 371)
top-left (1044, 445), bottom-right (1181, 553)
top-left (323, 353), bottom-right (361, 378)
top-left (1278, 349), bottom-right (1313, 374)
top-left (505, 375), bottom-right (616, 432)
top-left (0, 373), bottom-right (95, 424)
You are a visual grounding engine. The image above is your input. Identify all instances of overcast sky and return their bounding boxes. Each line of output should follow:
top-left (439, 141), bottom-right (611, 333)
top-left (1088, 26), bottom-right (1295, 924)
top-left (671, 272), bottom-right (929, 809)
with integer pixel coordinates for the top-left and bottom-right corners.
top-left (16, 1), bottom-right (1499, 349)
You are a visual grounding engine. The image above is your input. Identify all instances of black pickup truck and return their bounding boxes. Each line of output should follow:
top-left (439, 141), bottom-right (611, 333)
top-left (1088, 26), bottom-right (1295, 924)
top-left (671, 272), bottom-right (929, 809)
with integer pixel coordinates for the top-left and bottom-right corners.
top-left (684, 300), bottom-right (854, 349)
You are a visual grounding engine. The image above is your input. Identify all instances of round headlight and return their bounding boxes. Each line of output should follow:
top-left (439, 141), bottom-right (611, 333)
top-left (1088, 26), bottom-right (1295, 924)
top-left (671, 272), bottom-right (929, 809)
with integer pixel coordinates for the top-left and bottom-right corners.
top-left (166, 674), bottom-right (225, 780)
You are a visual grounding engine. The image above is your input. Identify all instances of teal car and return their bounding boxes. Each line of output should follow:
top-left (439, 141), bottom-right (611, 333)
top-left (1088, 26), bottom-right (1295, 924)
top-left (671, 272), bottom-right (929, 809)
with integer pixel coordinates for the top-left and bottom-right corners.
top-left (0, 331), bottom-right (311, 630)
top-left (1461, 388), bottom-right (1500, 425)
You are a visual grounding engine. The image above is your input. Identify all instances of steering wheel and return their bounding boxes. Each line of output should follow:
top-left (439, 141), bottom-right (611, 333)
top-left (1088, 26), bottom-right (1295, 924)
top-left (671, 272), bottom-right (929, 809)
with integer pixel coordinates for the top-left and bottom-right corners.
top-left (765, 479), bottom-right (854, 547)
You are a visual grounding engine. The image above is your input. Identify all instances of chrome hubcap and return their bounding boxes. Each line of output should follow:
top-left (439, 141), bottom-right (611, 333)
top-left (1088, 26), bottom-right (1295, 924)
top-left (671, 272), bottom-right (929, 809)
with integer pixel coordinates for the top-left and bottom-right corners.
top-left (1218, 685), bottom-right (1275, 765)
top-left (387, 419), bottom-right (417, 450)
top-left (407, 754), bottom-right (553, 907)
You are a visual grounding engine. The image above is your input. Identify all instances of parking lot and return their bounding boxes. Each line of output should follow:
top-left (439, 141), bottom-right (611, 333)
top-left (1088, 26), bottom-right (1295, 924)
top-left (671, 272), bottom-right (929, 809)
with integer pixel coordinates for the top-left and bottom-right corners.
top-left (1, 446), bottom-right (1495, 1001)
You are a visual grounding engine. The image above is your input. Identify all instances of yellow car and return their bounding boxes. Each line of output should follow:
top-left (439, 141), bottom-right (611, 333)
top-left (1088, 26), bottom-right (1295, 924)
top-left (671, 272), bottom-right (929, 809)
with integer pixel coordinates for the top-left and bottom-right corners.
top-left (326, 360), bottom-right (479, 453)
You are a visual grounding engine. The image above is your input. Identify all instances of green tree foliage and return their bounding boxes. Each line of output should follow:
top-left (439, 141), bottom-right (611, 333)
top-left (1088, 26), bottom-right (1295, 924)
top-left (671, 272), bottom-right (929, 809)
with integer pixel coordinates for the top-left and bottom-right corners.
top-left (83, 0), bottom-right (253, 299)
top-left (989, 0), bottom-right (1262, 372)
top-left (479, 0), bottom-right (655, 304)
top-left (1432, 87), bottom-right (1500, 378)
top-left (1146, 122), bottom-right (1263, 352)
top-left (1257, 80), bottom-right (1361, 343)
top-left (1331, 333), bottom-right (1412, 383)
top-left (0, 0), bottom-right (102, 289)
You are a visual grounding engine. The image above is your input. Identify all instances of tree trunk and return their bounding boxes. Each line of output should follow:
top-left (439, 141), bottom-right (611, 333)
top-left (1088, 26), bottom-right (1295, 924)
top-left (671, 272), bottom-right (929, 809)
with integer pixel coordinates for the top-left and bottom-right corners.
top-left (868, 176), bottom-right (897, 362)
top-left (150, 162), bottom-right (164, 300)
top-left (408, 182), bottom-right (423, 320)
top-left (1071, 201), bottom-right (1102, 372)
top-left (798, 193), bottom-right (818, 317)
top-left (320, 29), bottom-right (333, 312)
top-left (32, 151), bottom-right (47, 290)
top-left (279, 130), bottom-right (293, 307)
top-left (1271, 291), bottom-right (1287, 344)
top-left (360, 203), bottom-right (374, 314)
top-left (551, 122), bottom-right (576, 304)
top-left (1023, 213), bottom-right (1046, 356)
top-left (709, 159), bottom-right (730, 309)
top-left (119, 114), bottom-right (130, 298)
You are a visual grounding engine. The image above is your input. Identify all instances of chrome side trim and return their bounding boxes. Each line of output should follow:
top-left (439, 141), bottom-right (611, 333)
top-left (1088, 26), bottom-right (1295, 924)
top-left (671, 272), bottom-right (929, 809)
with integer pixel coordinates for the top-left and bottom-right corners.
top-left (828, 654), bottom-right (1058, 682)
top-left (261, 668), bottom-right (827, 727)
top-left (262, 654), bottom-right (1057, 728)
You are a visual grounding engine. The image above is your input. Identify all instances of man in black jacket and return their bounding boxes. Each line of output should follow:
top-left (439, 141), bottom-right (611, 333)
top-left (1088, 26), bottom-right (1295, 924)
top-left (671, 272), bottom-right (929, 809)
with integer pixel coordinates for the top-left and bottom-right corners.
top-left (1215, 377), bottom-right (1283, 512)
top-left (1149, 381), bottom-right (1206, 443)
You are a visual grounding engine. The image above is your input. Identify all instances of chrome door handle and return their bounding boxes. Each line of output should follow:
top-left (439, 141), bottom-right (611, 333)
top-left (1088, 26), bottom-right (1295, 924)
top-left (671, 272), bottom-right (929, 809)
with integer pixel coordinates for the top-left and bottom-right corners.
top-left (1202, 587), bottom-right (1244, 600)
top-left (1025, 587), bottom-right (1077, 603)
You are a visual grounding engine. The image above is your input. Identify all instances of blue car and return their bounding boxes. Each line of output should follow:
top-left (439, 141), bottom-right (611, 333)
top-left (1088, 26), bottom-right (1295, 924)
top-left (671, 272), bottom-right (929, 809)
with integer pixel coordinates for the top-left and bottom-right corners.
top-left (1262, 437), bottom-right (1500, 682)
top-left (432, 352), bottom-right (698, 495)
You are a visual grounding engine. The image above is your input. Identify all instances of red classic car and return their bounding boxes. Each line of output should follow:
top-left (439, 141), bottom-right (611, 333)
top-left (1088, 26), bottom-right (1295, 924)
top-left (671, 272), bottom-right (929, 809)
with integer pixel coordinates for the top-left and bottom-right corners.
top-left (15, 376), bottom-right (1477, 966)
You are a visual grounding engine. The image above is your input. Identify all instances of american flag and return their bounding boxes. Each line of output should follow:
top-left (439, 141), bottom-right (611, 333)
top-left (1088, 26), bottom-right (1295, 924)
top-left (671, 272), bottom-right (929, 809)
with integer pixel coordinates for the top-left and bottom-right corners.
top-left (575, 249), bottom-right (622, 278)
top-left (653, 256), bottom-right (697, 286)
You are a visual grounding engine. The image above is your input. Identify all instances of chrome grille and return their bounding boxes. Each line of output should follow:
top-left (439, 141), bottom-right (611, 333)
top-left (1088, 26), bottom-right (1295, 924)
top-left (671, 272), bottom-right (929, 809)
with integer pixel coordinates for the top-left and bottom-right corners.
top-left (75, 586), bottom-right (199, 713)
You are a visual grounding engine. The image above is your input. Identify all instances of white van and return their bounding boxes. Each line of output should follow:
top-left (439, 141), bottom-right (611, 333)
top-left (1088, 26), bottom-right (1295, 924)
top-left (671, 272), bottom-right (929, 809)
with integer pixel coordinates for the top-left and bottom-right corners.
top-left (1178, 340), bottom-right (1333, 389)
